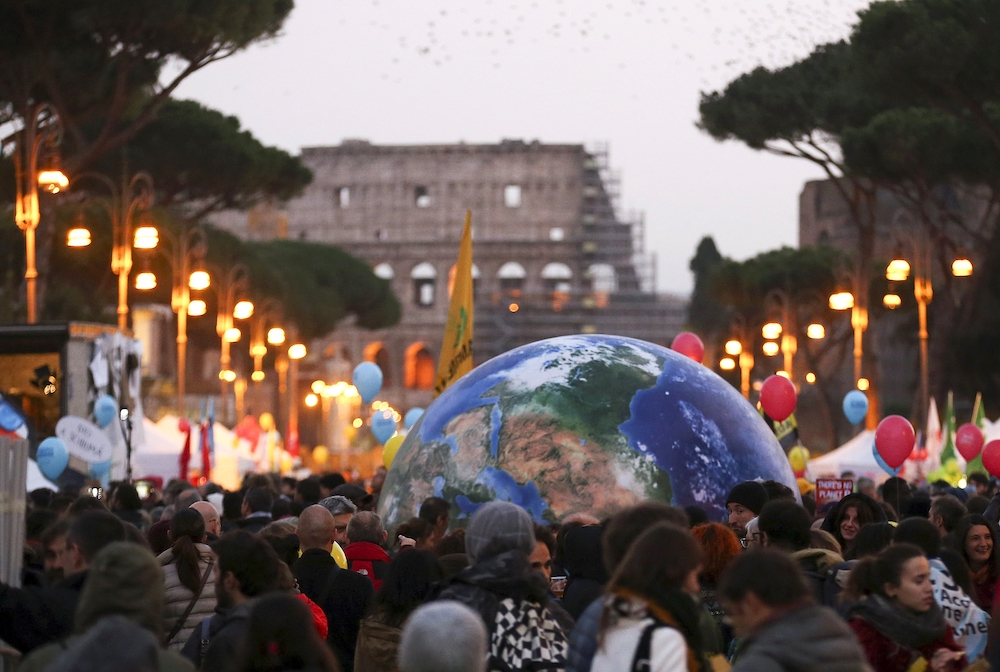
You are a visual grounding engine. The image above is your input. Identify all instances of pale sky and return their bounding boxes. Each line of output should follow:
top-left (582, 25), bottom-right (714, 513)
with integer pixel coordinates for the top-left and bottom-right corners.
top-left (171, 0), bottom-right (870, 295)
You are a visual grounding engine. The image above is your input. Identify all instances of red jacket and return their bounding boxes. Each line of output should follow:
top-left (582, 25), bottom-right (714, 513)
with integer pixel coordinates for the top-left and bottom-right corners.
top-left (344, 541), bottom-right (391, 590)
top-left (849, 616), bottom-right (965, 672)
top-left (295, 592), bottom-right (329, 640)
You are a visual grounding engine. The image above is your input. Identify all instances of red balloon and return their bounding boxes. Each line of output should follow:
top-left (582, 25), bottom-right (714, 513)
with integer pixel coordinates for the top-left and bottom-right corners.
top-left (760, 375), bottom-right (797, 422)
top-left (983, 440), bottom-right (1000, 478)
top-left (671, 332), bottom-right (705, 363)
top-left (875, 415), bottom-right (915, 469)
top-left (956, 423), bottom-right (985, 462)
top-left (178, 418), bottom-right (191, 433)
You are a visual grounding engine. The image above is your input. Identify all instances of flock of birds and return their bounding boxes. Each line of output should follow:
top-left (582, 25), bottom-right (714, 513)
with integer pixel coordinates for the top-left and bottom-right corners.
top-left (333, 0), bottom-right (872, 90)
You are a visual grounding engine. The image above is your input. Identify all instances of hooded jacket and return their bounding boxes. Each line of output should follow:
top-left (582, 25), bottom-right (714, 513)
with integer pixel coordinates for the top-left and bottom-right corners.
top-left (18, 542), bottom-right (195, 672)
top-left (354, 617), bottom-right (402, 672)
top-left (561, 525), bottom-right (609, 621)
top-left (158, 544), bottom-right (217, 651)
top-left (0, 570), bottom-right (87, 653)
top-left (731, 603), bottom-right (871, 672)
top-left (791, 547), bottom-right (845, 606)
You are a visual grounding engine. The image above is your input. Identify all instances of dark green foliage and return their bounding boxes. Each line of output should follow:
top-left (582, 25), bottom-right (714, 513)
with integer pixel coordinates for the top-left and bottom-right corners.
top-left (687, 237), bottom-right (728, 336)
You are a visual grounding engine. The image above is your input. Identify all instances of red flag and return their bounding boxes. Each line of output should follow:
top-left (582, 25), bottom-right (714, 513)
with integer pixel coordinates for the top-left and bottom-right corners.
top-left (286, 427), bottom-right (300, 458)
top-left (179, 421), bottom-right (192, 482)
top-left (200, 421), bottom-right (212, 483)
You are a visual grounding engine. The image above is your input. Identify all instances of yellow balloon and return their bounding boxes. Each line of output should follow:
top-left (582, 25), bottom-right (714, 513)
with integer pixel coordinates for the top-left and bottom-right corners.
top-left (313, 445), bottom-right (329, 466)
top-left (788, 445), bottom-right (810, 477)
top-left (331, 541), bottom-right (347, 569)
top-left (259, 413), bottom-right (275, 432)
top-left (383, 434), bottom-right (405, 469)
top-left (279, 453), bottom-right (293, 474)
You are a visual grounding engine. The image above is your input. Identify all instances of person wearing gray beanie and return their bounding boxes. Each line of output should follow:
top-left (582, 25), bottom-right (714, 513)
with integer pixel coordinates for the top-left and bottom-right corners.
top-left (398, 601), bottom-right (487, 672)
top-left (436, 501), bottom-right (570, 670)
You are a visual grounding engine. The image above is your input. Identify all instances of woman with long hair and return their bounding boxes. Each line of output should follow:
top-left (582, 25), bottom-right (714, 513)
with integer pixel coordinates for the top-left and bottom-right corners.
top-left (159, 508), bottom-right (217, 651)
top-left (820, 493), bottom-right (884, 558)
top-left (690, 523), bottom-right (741, 649)
top-left (844, 543), bottom-right (965, 672)
top-left (592, 522), bottom-right (710, 672)
top-left (354, 550), bottom-right (443, 672)
top-left (240, 593), bottom-right (340, 672)
top-left (950, 514), bottom-right (1000, 610)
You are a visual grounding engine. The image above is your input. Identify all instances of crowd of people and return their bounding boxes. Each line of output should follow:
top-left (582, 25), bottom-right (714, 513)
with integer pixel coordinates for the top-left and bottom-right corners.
top-left (4, 470), bottom-right (1000, 671)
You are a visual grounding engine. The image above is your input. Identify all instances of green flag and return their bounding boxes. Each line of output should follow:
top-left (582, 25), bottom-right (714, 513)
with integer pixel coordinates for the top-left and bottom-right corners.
top-left (968, 392), bottom-right (987, 475)
top-left (933, 391), bottom-right (962, 485)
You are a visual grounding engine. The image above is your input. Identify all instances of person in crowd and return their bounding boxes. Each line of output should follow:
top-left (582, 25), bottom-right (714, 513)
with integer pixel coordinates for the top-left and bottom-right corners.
top-left (857, 477), bottom-right (877, 500)
top-left (355, 550), bottom-right (443, 672)
top-left (239, 487), bottom-right (274, 534)
top-left (0, 510), bottom-right (126, 653)
top-left (181, 531), bottom-right (281, 672)
top-left (191, 501), bottom-right (222, 539)
top-left (398, 601), bottom-right (487, 672)
top-left (221, 491), bottom-right (244, 533)
top-left (394, 517), bottom-right (433, 550)
top-left (725, 481), bottom-right (769, 540)
top-left (292, 505), bottom-right (373, 671)
top-left (950, 513), bottom-right (1000, 610)
top-left (844, 543), bottom-right (966, 671)
top-left (332, 483), bottom-right (375, 511)
top-left (436, 501), bottom-right (569, 670)
top-left (850, 523), bottom-right (895, 559)
top-left (274, 561), bottom-right (328, 640)
top-left (810, 529), bottom-right (844, 555)
top-left (435, 529), bottom-right (469, 577)
top-left (821, 492), bottom-right (886, 558)
top-left (690, 522), bottom-right (742, 648)
top-left (112, 482), bottom-right (147, 530)
top-left (160, 508), bottom-right (217, 652)
top-left (685, 506), bottom-right (709, 527)
top-left (150, 489), bottom-right (204, 554)
top-left (319, 495), bottom-right (357, 547)
top-left (590, 522), bottom-right (708, 672)
top-left (417, 496), bottom-right (451, 547)
top-left (757, 500), bottom-right (844, 606)
top-left (271, 497), bottom-right (293, 521)
top-left (39, 518), bottom-right (71, 585)
top-left (968, 473), bottom-right (990, 498)
top-left (561, 523), bottom-right (609, 620)
top-left (761, 480), bottom-right (796, 502)
top-left (718, 549), bottom-right (869, 672)
top-left (894, 517), bottom-right (990, 662)
top-left (67, 495), bottom-right (108, 516)
top-left (238, 593), bottom-right (340, 672)
top-left (319, 473), bottom-right (347, 499)
top-left (880, 477), bottom-right (912, 516)
top-left (930, 495), bottom-right (968, 542)
top-left (531, 524), bottom-right (556, 583)
top-left (966, 495), bottom-right (990, 516)
top-left (18, 541), bottom-right (195, 672)
top-left (567, 502), bottom-right (691, 672)
top-left (743, 516), bottom-right (763, 548)
top-left (344, 511), bottom-right (392, 590)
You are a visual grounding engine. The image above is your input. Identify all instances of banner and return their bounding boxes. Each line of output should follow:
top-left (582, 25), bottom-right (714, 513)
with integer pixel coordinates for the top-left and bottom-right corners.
top-left (434, 211), bottom-right (474, 397)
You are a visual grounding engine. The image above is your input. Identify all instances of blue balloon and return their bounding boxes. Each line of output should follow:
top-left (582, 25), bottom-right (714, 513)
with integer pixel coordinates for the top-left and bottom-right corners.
top-left (37, 437), bottom-right (69, 480)
top-left (89, 459), bottom-right (112, 487)
top-left (872, 442), bottom-right (900, 477)
top-left (352, 362), bottom-right (384, 404)
top-left (371, 409), bottom-right (397, 445)
top-left (843, 390), bottom-right (869, 425)
top-left (0, 399), bottom-right (24, 432)
top-left (94, 395), bottom-right (118, 429)
top-left (404, 408), bottom-right (425, 430)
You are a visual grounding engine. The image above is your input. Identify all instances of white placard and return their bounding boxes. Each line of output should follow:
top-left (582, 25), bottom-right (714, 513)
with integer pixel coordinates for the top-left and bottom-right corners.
top-left (56, 416), bottom-right (113, 463)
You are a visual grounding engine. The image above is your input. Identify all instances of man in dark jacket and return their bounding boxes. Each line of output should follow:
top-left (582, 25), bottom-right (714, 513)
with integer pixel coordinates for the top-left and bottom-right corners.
top-left (344, 511), bottom-right (391, 590)
top-left (236, 487), bottom-right (273, 534)
top-left (719, 549), bottom-right (871, 672)
top-left (293, 505), bottom-right (373, 671)
top-left (758, 500), bottom-right (844, 606)
top-left (0, 510), bottom-right (126, 653)
top-left (181, 531), bottom-right (280, 672)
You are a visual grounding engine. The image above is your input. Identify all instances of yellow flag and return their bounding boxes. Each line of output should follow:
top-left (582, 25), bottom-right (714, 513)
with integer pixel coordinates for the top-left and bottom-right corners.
top-left (434, 211), bottom-right (474, 397)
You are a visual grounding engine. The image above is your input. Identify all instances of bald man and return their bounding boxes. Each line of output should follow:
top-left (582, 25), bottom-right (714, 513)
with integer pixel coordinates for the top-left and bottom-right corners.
top-left (292, 506), bottom-right (373, 671)
top-left (191, 501), bottom-right (221, 538)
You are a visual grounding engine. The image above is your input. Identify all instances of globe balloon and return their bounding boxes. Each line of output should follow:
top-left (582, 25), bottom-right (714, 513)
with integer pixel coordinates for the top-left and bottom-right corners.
top-left (842, 390), bottom-right (869, 425)
top-left (760, 375), bottom-right (797, 422)
top-left (37, 437), bottom-right (69, 480)
top-left (352, 362), bottom-right (383, 404)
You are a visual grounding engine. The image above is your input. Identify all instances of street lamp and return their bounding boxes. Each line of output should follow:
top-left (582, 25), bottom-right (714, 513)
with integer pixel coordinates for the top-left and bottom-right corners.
top-left (829, 255), bottom-right (869, 387)
top-left (247, 300), bottom-right (283, 391)
top-left (4, 103), bottom-right (67, 323)
top-left (726, 313), bottom-right (754, 399)
top-left (208, 263), bottom-right (250, 423)
top-left (68, 170), bottom-right (156, 330)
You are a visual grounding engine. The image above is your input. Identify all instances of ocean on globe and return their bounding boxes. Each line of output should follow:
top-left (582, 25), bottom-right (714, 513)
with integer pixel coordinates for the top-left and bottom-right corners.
top-left (378, 334), bottom-right (797, 530)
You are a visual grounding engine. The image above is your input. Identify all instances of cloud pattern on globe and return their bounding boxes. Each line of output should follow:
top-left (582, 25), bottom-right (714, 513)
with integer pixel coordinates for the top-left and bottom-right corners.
top-left (378, 334), bottom-right (797, 528)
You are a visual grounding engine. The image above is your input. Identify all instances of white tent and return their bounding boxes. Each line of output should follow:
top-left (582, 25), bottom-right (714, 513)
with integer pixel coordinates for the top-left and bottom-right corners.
top-left (132, 416), bottom-right (256, 490)
top-left (26, 459), bottom-right (58, 492)
top-left (805, 430), bottom-right (882, 482)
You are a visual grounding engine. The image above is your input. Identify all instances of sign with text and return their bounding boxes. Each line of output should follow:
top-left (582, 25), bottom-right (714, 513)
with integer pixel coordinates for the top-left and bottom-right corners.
top-left (816, 478), bottom-right (854, 506)
top-left (56, 416), bottom-right (113, 463)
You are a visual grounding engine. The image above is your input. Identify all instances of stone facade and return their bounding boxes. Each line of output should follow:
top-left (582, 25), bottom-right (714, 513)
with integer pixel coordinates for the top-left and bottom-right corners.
top-left (211, 139), bottom-right (686, 444)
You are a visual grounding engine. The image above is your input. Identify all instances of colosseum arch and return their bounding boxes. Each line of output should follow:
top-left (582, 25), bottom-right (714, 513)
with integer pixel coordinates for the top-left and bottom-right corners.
top-left (404, 342), bottom-right (436, 390)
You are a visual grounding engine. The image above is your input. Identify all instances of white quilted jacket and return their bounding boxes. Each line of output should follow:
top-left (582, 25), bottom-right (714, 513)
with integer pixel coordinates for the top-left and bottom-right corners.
top-left (157, 544), bottom-right (217, 651)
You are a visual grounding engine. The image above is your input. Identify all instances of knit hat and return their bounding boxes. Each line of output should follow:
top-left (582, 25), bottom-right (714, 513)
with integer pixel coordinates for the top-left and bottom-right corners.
top-left (464, 501), bottom-right (536, 564)
top-left (725, 481), bottom-right (769, 515)
top-left (75, 542), bottom-right (164, 637)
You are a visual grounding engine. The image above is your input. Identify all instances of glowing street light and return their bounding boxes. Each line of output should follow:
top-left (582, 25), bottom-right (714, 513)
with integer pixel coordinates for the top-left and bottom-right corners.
top-left (883, 293), bottom-right (901, 309)
top-left (288, 343), bottom-right (307, 360)
top-left (806, 323), bottom-right (825, 340)
top-left (952, 258), bottom-right (973, 277)
top-left (719, 357), bottom-right (736, 371)
top-left (133, 226), bottom-right (159, 249)
top-left (829, 292), bottom-right (855, 311)
top-left (219, 369), bottom-right (237, 382)
top-left (305, 393), bottom-right (318, 408)
top-left (251, 370), bottom-right (265, 382)
top-left (805, 372), bottom-right (817, 384)
top-left (233, 300), bottom-right (254, 320)
top-left (189, 270), bottom-right (211, 290)
top-left (761, 322), bottom-right (782, 340)
top-left (267, 327), bottom-right (286, 345)
top-left (776, 370), bottom-right (791, 379)
top-left (224, 327), bottom-right (242, 343)
top-left (857, 377), bottom-right (871, 391)
top-left (134, 272), bottom-right (157, 290)
top-left (885, 258), bottom-right (911, 282)
top-left (724, 340), bottom-right (742, 356)
top-left (762, 341), bottom-right (780, 357)
top-left (311, 380), bottom-right (326, 394)
top-left (67, 227), bottom-right (91, 248)
top-left (37, 169), bottom-right (69, 194)
top-left (188, 299), bottom-right (207, 317)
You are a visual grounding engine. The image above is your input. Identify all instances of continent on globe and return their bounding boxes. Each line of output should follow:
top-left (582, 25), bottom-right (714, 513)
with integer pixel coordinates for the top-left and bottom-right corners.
top-left (378, 334), bottom-right (798, 531)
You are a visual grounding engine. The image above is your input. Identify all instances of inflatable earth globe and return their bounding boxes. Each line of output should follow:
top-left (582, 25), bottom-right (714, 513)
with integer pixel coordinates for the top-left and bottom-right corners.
top-left (379, 334), bottom-right (797, 529)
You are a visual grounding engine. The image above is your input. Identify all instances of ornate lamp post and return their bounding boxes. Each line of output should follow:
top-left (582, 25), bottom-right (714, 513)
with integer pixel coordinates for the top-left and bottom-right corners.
top-left (208, 263), bottom-right (251, 423)
top-left (4, 103), bottom-right (68, 323)
top-left (67, 171), bottom-right (156, 330)
top-left (723, 313), bottom-right (754, 400)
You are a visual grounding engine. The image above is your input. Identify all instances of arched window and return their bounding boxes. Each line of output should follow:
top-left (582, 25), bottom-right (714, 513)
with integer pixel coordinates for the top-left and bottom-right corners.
top-left (374, 263), bottom-right (394, 280)
top-left (405, 342), bottom-right (436, 390)
top-left (497, 261), bottom-right (526, 299)
top-left (363, 342), bottom-right (392, 388)
top-left (448, 263), bottom-right (481, 299)
top-left (542, 262), bottom-right (573, 311)
top-left (411, 262), bottom-right (437, 307)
